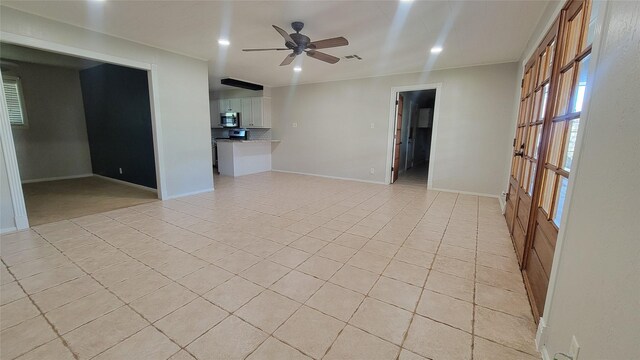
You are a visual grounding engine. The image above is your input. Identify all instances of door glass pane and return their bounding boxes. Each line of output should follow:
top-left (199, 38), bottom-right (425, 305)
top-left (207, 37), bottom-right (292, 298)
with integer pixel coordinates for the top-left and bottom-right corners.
top-left (537, 51), bottom-right (547, 85)
top-left (562, 118), bottom-right (580, 171)
top-left (540, 84), bottom-right (550, 120)
top-left (532, 88), bottom-right (542, 121)
top-left (541, 169), bottom-right (556, 215)
top-left (528, 162), bottom-right (537, 195)
top-left (555, 66), bottom-right (575, 116)
top-left (533, 124), bottom-right (543, 159)
top-left (548, 121), bottom-right (566, 167)
top-left (564, 7), bottom-right (585, 66)
top-left (553, 176), bottom-right (569, 226)
top-left (572, 54), bottom-right (591, 112)
top-left (546, 40), bottom-right (556, 79)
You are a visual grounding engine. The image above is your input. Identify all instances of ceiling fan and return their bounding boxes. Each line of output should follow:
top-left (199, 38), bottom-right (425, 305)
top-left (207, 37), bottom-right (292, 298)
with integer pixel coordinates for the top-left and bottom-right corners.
top-left (242, 21), bottom-right (349, 66)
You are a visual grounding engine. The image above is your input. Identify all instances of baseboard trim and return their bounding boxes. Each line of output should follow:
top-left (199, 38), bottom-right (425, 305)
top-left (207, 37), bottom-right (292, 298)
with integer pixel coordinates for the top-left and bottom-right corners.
top-left (428, 187), bottom-right (499, 198)
top-left (93, 175), bottom-right (157, 194)
top-left (1, 226), bottom-right (18, 234)
top-left (499, 195), bottom-right (507, 213)
top-left (271, 169), bottom-right (387, 185)
top-left (164, 187), bottom-right (214, 200)
top-left (21, 173), bottom-right (93, 184)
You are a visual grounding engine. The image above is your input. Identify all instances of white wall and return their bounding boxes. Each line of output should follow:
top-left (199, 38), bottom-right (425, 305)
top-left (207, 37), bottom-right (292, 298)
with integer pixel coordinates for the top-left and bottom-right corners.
top-left (540, 1), bottom-right (640, 359)
top-left (0, 7), bottom-right (213, 203)
top-left (6, 61), bottom-right (93, 181)
top-left (271, 62), bottom-right (519, 195)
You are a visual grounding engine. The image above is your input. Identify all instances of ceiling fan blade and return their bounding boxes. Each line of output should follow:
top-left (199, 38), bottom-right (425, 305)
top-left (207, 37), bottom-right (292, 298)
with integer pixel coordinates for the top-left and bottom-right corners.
top-left (280, 53), bottom-right (296, 66)
top-left (273, 25), bottom-right (296, 46)
top-left (243, 48), bottom-right (289, 52)
top-left (306, 50), bottom-right (340, 64)
top-left (308, 37), bottom-right (349, 50)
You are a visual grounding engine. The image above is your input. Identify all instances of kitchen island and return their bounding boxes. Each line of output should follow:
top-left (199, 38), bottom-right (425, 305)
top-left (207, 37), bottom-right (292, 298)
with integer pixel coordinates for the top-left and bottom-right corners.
top-left (216, 139), bottom-right (279, 177)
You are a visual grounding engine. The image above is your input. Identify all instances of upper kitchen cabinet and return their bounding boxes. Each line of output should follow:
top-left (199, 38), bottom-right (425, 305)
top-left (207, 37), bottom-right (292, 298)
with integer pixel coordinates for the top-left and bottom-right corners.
top-left (215, 96), bottom-right (271, 128)
top-left (210, 99), bottom-right (220, 128)
top-left (247, 97), bottom-right (271, 128)
top-left (219, 98), bottom-right (242, 113)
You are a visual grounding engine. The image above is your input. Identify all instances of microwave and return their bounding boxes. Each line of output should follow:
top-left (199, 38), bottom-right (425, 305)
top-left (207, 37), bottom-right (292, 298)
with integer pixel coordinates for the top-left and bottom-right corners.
top-left (220, 112), bottom-right (240, 128)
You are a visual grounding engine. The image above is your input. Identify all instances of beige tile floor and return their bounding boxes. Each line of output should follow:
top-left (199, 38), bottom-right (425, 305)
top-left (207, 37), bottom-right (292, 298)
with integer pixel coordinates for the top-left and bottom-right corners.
top-left (0, 171), bottom-right (539, 360)
top-left (23, 176), bottom-right (158, 226)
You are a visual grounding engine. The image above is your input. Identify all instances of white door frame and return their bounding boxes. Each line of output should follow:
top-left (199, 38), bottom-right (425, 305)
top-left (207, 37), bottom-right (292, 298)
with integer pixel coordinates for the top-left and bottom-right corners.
top-left (0, 31), bottom-right (168, 232)
top-left (385, 83), bottom-right (442, 186)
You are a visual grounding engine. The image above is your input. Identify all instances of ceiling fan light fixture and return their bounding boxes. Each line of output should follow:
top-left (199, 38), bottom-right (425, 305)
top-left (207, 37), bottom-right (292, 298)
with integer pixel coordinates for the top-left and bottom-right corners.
top-left (431, 46), bottom-right (443, 54)
top-left (218, 39), bottom-right (230, 46)
top-left (293, 66), bottom-right (302, 72)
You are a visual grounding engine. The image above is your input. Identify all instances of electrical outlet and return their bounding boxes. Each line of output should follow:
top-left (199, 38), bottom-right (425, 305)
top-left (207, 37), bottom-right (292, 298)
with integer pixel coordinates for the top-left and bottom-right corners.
top-left (370, 123), bottom-right (375, 129)
top-left (569, 336), bottom-right (580, 359)
top-left (119, 168), bottom-right (123, 174)
top-left (370, 167), bottom-right (375, 175)
top-left (292, 122), bottom-right (298, 128)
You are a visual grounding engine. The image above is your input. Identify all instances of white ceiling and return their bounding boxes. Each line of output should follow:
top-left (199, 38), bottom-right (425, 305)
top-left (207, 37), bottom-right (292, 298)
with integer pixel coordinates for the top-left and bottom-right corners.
top-left (2, 1), bottom-right (549, 90)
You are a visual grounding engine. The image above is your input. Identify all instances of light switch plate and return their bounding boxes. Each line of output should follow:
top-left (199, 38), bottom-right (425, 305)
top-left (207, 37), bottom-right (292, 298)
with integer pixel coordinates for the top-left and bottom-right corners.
top-left (370, 123), bottom-right (375, 129)
top-left (292, 122), bottom-right (298, 128)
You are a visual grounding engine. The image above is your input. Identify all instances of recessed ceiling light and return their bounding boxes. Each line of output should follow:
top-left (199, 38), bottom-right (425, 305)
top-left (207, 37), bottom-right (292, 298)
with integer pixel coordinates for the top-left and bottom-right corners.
top-left (293, 66), bottom-right (302, 72)
top-left (400, 0), bottom-right (413, 2)
top-left (218, 39), bottom-right (230, 46)
top-left (431, 46), bottom-right (443, 54)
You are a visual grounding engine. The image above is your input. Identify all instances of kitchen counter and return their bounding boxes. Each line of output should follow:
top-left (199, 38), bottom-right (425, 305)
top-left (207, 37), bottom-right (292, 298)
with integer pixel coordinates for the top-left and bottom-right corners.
top-left (216, 140), bottom-right (274, 176)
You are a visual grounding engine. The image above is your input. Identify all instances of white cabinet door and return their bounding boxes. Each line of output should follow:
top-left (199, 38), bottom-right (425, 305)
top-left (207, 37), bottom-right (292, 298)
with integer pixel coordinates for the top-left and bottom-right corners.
top-left (219, 99), bottom-right (229, 113)
top-left (229, 98), bottom-right (242, 113)
top-left (210, 100), bottom-right (220, 128)
top-left (241, 98), bottom-right (253, 127)
top-left (250, 97), bottom-right (263, 128)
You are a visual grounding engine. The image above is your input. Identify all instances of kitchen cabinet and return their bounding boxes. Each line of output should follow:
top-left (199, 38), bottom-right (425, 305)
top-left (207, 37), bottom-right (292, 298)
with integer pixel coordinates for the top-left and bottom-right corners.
top-left (241, 98), bottom-right (252, 127)
top-left (210, 99), bottom-right (220, 128)
top-left (216, 97), bottom-right (271, 128)
top-left (247, 97), bottom-right (271, 128)
top-left (218, 98), bottom-right (242, 113)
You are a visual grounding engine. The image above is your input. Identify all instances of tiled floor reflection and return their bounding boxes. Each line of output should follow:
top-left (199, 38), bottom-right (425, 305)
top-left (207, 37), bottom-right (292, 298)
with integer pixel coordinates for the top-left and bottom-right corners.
top-left (1, 171), bottom-right (539, 359)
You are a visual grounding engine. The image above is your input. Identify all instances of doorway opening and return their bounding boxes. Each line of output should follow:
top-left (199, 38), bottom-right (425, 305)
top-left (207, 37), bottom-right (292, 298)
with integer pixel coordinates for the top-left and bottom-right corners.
top-left (1, 43), bottom-right (159, 226)
top-left (390, 89), bottom-right (436, 186)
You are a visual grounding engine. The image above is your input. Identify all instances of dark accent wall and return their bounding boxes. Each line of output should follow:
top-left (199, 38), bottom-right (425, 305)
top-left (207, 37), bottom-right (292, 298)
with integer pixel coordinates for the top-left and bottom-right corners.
top-left (79, 64), bottom-right (156, 188)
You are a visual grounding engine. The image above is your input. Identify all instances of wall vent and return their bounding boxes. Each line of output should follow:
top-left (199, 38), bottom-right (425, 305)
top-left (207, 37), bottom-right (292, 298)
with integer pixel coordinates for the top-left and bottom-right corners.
top-left (343, 55), bottom-right (363, 60)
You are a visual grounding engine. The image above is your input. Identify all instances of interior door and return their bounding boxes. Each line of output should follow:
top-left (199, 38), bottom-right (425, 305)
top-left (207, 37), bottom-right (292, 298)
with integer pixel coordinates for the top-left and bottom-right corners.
top-left (392, 94), bottom-right (403, 183)
top-left (506, 22), bottom-right (558, 265)
top-left (505, 61), bottom-right (536, 262)
top-left (524, 0), bottom-right (593, 318)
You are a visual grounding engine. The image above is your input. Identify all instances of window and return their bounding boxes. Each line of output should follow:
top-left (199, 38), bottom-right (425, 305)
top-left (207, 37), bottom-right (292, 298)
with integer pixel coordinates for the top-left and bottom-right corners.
top-left (2, 75), bottom-right (27, 126)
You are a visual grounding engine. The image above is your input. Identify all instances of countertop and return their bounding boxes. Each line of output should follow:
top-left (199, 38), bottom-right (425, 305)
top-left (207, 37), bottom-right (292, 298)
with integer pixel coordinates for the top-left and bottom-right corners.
top-left (215, 139), bottom-right (281, 143)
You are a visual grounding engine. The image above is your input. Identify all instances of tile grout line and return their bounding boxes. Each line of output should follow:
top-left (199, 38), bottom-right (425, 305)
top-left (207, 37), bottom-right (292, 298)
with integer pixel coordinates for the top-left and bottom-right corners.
top-left (253, 190), bottom-right (409, 360)
top-left (395, 192), bottom-right (459, 360)
top-left (470, 195), bottom-right (480, 360)
top-left (0, 258), bottom-right (81, 360)
top-left (2, 180), bottom-right (533, 360)
top-left (31, 223), bottom-right (208, 360)
top-left (318, 192), bottom-right (443, 360)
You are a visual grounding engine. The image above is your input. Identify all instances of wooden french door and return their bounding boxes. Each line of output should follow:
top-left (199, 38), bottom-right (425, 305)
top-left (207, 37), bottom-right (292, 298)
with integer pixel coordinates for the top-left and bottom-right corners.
top-left (506, 22), bottom-right (559, 265)
top-left (506, 0), bottom-right (594, 319)
top-left (392, 94), bottom-right (404, 183)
